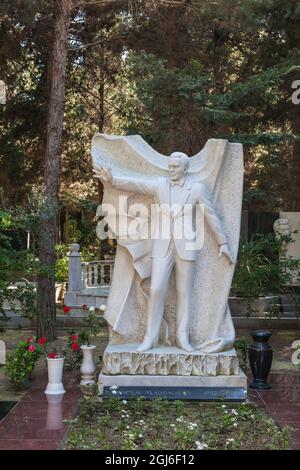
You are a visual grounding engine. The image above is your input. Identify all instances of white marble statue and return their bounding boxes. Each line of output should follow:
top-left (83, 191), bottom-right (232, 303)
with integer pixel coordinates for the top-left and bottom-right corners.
top-left (94, 152), bottom-right (234, 353)
top-left (92, 134), bottom-right (244, 358)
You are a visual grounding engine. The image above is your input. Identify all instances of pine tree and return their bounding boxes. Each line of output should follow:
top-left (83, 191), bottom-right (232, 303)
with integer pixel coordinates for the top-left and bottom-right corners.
top-left (36, 0), bottom-right (72, 340)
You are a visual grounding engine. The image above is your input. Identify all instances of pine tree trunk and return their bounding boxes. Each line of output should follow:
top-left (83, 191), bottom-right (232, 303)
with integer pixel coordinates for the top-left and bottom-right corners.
top-left (97, 44), bottom-right (105, 204)
top-left (36, 0), bottom-right (72, 340)
top-left (291, 116), bottom-right (300, 211)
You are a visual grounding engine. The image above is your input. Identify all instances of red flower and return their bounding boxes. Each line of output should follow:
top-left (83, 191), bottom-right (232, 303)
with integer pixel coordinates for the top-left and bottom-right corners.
top-left (38, 337), bottom-right (46, 344)
top-left (63, 306), bottom-right (71, 313)
top-left (71, 342), bottom-right (79, 351)
top-left (48, 352), bottom-right (57, 359)
top-left (82, 304), bottom-right (88, 311)
top-left (25, 337), bottom-right (31, 344)
top-left (71, 335), bottom-right (77, 341)
top-left (29, 344), bottom-right (35, 353)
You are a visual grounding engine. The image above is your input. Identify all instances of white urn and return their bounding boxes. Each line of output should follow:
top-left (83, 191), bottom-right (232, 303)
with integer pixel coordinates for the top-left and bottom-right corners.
top-left (45, 357), bottom-right (65, 395)
top-left (80, 345), bottom-right (96, 386)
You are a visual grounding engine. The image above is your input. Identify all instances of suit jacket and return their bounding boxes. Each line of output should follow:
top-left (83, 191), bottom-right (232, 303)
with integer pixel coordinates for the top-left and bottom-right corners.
top-left (113, 175), bottom-right (227, 261)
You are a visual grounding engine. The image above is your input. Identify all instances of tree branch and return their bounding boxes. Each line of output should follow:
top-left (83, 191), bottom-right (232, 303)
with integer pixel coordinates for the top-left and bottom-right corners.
top-left (71, 0), bottom-right (126, 9)
top-left (69, 35), bottom-right (127, 50)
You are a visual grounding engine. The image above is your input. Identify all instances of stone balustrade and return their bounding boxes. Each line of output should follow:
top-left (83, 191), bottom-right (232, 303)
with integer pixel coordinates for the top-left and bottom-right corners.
top-left (82, 260), bottom-right (114, 287)
top-left (64, 243), bottom-right (114, 307)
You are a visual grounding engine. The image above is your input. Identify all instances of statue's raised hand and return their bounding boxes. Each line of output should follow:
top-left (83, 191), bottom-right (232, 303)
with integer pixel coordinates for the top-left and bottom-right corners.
top-left (218, 243), bottom-right (235, 265)
top-left (93, 164), bottom-right (112, 184)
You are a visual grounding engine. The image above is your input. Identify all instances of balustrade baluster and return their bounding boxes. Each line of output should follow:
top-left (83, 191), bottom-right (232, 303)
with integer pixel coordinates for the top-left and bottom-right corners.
top-left (79, 261), bottom-right (114, 287)
top-left (104, 263), bottom-right (109, 285)
top-left (82, 265), bottom-right (87, 287)
top-left (88, 265), bottom-right (93, 286)
top-left (109, 263), bottom-right (113, 285)
top-left (99, 263), bottom-right (103, 285)
top-left (93, 264), bottom-right (98, 286)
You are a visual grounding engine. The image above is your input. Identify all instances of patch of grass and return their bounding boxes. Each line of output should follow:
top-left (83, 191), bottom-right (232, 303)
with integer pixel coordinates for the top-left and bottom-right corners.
top-left (62, 390), bottom-right (292, 450)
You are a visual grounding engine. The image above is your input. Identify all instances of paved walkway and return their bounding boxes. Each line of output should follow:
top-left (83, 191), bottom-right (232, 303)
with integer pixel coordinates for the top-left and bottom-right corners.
top-left (1, 326), bottom-right (300, 452)
top-left (0, 371), bottom-right (81, 450)
top-left (1, 370), bottom-right (300, 449)
top-left (249, 371), bottom-right (300, 449)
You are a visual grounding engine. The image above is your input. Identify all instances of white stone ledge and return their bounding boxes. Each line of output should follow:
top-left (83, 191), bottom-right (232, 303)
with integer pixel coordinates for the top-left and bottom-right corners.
top-left (102, 344), bottom-right (240, 376)
top-left (99, 369), bottom-right (247, 390)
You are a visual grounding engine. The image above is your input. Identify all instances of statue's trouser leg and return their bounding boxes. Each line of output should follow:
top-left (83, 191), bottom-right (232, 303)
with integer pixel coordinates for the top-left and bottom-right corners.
top-left (143, 242), bottom-right (175, 347)
top-left (174, 253), bottom-right (194, 348)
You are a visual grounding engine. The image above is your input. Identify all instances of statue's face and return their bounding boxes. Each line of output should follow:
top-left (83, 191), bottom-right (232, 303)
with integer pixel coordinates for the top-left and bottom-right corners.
top-left (168, 159), bottom-right (185, 181)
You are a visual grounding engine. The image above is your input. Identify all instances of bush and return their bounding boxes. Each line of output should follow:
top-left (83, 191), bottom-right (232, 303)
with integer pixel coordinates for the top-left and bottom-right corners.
top-left (0, 209), bottom-right (39, 325)
top-left (64, 330), bottom-right (88, 370)
top-left (232, 232), bottom-right (300, 316)
top-left (3, 339), bottom-right (42, 389)
top-left (55, 244), bottom-right (70, 282)
top-left (234, 336), bottom-right (249, 370)
top-left (0, 280), bottom-right (37, 324)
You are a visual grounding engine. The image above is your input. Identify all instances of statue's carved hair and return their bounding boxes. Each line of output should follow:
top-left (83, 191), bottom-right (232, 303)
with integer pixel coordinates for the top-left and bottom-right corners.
top-left (169, 152), bottom-right (190, 170)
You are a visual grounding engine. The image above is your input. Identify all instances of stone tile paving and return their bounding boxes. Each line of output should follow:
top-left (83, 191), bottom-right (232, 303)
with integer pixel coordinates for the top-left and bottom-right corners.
top-left (0, 327), bottom-right (299, 449)
top-left (0, 371), bottom-right (82, 450)
top-left (0, 328), bottom-right (106, 402)
top-left (238, 328), bottom-right (300, 448)
top-left (239, 327), bottom-right (300, 448)
top-left (249, 371), bottom-right (300, 450)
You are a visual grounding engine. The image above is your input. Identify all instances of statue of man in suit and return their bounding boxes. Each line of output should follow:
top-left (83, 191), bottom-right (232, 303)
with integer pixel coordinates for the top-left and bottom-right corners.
top-left (94, 152), bottom-right (233, 352)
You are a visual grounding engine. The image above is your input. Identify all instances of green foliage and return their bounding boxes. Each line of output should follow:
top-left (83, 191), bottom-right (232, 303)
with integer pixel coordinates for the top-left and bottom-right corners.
top-left (0, 0), bottom-right (299, 215)
top-left (55, 241), bottom-right (113, 283)
top-left (0, 209), bottom-right (39, 325)
top-left (67, 219), bottom-right (82, 245)
top-left (13, 187), bottom-right (59, 243)
top-left (64, 330), bottom-right (88, 370)
top-left (3, 339), bottom-right (42, 389)
top-left (55, 244), bottom-right (70, 282)
top-left (63, 394), bottom-right (292, 450)
top-left (1, 0), bottom-right (300, 342)
top-left (0, 280), bottom-right (37, 324)
top-left (82, 307), bottom-right (103, 346)
top-left (234, 336), bottom-right (250, 370)
top-left (114, 53), bottom-right (215, 148)
top-left (0, 211), bottom-right (35, 282)
top-left (233, 232), bottom-right (300, 316)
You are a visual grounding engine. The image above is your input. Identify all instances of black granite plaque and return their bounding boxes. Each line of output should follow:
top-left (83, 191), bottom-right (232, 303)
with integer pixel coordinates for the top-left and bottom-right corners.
top-left (103, 386), bottom-right (247, 401)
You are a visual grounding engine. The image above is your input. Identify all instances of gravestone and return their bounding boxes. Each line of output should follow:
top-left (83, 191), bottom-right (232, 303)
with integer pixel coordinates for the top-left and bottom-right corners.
top-left (92, 134), bottom-right (247, 400)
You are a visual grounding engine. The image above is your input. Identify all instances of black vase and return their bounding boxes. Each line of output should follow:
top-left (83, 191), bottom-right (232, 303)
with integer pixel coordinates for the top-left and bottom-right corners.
top-left (249, 330), bottom-right (273, 389)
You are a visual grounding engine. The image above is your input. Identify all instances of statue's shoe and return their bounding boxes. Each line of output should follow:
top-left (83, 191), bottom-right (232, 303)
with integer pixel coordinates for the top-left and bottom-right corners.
top-left (176, 336), bottom-right (194, 352)
top-left (137, 339), bottom-right (154, 352)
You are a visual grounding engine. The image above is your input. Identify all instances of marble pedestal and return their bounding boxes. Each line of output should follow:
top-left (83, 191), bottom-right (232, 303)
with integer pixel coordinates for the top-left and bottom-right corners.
top-left (98, 344), bottom-right (247, 401)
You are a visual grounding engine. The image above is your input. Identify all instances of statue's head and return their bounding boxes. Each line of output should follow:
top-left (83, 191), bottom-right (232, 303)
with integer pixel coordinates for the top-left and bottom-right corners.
top-left (168, 152), bottom-right (190, 181)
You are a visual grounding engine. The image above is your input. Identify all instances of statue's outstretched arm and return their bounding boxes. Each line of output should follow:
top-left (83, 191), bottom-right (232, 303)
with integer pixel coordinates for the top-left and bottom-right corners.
top-left (112, 175), bottom-right (157, 196)
top-left (93, 164), bottom-right (157, 196)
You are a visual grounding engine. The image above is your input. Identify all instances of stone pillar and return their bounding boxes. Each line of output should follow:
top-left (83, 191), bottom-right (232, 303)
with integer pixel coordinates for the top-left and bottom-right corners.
top-left (64, 243), bottom-right (83, 306)
top-left (0, 340), bottom-right (6, 365)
